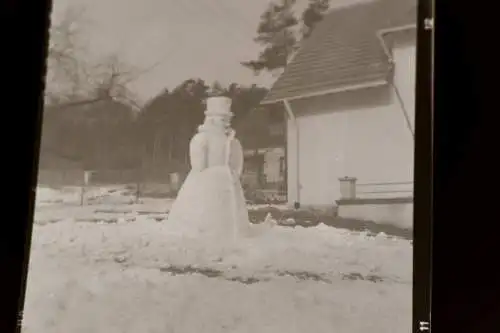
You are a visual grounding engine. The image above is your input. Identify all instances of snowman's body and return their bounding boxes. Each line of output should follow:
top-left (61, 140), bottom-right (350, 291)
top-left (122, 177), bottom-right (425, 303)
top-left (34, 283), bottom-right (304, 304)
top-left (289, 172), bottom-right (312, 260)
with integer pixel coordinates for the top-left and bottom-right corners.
top-left (166, 97), bottom-right (272, 243)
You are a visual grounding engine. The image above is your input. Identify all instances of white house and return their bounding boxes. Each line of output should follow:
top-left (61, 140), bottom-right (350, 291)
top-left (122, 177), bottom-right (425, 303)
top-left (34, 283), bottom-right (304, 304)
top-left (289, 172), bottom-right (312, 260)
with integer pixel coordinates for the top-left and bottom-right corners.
top-left (260, 0), bottom-right (416, 229)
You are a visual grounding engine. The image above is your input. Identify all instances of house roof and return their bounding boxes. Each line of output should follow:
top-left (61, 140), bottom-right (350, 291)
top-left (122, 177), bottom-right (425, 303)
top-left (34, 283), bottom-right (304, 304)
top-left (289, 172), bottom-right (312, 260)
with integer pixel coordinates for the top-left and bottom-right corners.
top-left (261, 0), bottom-right (417, 104)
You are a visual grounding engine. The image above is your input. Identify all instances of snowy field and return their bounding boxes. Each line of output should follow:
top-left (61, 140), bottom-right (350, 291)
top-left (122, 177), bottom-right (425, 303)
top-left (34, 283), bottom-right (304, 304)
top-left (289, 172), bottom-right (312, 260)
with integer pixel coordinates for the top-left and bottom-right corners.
top-left (22, 186), bottom-right (413, 333)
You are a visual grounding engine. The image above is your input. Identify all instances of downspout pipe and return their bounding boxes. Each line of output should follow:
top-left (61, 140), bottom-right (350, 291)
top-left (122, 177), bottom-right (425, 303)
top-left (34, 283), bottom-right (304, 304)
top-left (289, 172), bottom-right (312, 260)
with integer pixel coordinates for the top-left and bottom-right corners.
top-left (376, 25), bottom-right (417, 139)
top-left (283, 99), bottom-right (301, 208)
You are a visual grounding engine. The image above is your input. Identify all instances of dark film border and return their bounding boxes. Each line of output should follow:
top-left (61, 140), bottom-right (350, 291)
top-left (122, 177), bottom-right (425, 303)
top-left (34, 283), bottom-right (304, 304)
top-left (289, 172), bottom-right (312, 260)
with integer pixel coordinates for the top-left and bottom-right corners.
top-left (1, 0), bottom-right (53, 331)
top-left (413, 0), bottom-right (433, 332)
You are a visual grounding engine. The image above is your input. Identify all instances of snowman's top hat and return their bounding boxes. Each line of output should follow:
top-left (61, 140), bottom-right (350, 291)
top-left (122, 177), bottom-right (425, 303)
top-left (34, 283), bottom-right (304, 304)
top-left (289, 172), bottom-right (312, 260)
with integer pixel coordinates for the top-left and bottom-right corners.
top-left (204, 96), bottom-right (233, 117)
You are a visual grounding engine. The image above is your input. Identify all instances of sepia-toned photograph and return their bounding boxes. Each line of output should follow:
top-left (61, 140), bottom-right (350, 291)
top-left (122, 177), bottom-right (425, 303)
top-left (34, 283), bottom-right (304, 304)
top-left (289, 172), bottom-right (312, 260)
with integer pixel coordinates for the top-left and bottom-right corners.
top-left (22, 0), bottom-right (417, 332)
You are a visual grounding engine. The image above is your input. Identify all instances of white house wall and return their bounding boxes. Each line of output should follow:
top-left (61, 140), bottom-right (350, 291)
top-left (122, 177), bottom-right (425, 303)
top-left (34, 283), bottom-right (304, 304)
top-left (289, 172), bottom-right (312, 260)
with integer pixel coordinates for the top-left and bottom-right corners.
top-left (343, 98), bottom-right (414, 197)
top-left (286, 40), bottom-right (416, 207)
top-left (295, 108), bottom-right (348, 206)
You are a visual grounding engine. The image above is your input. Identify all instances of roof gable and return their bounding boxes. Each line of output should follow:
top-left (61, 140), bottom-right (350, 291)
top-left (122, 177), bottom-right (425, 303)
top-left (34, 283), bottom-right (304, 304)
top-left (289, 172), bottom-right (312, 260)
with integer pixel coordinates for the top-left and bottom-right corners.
top-left (262, 0), bottom-right (417, 104)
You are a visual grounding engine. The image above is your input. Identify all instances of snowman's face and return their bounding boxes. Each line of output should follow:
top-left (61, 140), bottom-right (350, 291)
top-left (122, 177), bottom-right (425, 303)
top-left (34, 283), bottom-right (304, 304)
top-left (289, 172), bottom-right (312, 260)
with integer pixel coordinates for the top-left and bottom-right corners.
top-left (211, 115), bottom-right (231, 129)
top-left (209, 116), bottom-right (222, 129)
top-left (221, 115), bottom-right (232, 128)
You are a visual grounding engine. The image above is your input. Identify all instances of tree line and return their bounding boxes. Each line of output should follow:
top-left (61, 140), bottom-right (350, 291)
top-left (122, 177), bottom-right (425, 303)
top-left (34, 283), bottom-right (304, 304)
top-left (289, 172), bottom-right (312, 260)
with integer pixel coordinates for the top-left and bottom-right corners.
top-left (40, 80), bottom-right (272, 175)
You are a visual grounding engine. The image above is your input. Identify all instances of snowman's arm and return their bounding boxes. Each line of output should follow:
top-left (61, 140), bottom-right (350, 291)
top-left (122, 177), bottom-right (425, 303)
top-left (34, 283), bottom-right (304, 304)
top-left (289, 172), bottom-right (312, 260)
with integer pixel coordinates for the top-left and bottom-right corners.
top-left (189, 134), bottom-right (208, 171)
top-left (230, 138), bottom-right (244, 178)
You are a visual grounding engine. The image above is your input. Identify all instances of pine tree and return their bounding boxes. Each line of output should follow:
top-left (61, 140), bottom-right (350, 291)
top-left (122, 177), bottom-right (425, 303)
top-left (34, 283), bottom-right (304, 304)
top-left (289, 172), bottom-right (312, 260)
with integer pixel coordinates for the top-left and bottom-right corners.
top-left (241, 0), bottom-right (299, 75)
top-left (301, 0), bottom-right (330, 39)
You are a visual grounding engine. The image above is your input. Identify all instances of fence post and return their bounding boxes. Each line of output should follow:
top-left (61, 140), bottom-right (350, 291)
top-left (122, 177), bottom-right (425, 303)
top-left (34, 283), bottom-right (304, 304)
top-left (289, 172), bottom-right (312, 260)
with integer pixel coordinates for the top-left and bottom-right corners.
top-left (135, 167), bottom-right (142, 204)
top-left (170, 172), bottom-right (180, 192)
top-left (81, 170), bottom-right (92, 206)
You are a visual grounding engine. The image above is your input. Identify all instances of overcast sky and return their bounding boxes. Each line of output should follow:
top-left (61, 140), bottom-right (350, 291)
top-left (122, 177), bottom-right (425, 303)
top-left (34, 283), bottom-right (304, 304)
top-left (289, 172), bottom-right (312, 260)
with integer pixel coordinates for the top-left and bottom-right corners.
top-left (50, 0), bottom-right (365, 104)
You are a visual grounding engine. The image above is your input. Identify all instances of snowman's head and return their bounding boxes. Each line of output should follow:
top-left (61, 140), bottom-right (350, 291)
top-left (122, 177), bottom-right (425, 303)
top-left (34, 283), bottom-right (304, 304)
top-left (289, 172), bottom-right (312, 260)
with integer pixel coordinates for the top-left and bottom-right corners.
top-left (199, 96), bottom-right (234, 133)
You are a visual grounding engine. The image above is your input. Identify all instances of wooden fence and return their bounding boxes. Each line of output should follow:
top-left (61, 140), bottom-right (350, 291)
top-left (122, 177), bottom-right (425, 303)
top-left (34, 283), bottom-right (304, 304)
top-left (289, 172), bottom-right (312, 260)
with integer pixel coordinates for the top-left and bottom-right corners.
top-left (37, 169), bottom-right (86, 186)
top-left (37, 167), bottom-right (287, 203)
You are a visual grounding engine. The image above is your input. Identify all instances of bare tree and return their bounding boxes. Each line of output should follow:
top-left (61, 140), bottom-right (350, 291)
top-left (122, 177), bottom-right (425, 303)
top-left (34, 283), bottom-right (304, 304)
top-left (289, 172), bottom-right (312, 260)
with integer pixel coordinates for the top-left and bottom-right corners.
top-left (88, 54), bottom-right (141, 109)
top-left (45, 6), bottom-right (139, 109)
top-left (44, 6), bottom-right (89, 105)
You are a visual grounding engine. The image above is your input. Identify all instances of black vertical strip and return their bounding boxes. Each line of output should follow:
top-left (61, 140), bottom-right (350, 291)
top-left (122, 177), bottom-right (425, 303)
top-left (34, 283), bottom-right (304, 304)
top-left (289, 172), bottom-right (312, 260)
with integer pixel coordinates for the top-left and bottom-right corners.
top-left (1, 0), bottom-right (52, 332)
top-left (432, 0), bottom-right (500, 331)
top-left (412, 0), bottom-right (433, 332)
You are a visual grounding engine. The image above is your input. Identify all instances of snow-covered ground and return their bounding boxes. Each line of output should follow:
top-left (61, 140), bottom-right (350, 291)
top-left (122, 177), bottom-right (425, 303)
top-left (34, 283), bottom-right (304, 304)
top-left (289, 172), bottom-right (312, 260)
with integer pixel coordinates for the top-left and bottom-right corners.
top-left (22, 186), bottom-right (413, 333)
